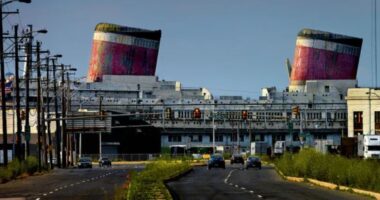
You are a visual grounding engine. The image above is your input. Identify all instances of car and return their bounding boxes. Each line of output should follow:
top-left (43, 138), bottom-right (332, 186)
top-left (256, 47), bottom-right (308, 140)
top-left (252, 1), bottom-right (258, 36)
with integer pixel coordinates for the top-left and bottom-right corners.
top-left (99, 157), bottom-right (112, 167)
top-left (245, 156), bottom-right (262, 169)
top-left (230, 154), bottom-right (245, 165)
top-left (78, 157), bottom-right (92, 168)
top-left (207, 154), bottom-right (225, 169)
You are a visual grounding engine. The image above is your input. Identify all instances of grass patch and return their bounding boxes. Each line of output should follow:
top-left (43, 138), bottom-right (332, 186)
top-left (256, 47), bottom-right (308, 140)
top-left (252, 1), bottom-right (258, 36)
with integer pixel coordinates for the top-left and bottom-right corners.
top-left (117, 158), bottom-right (191, 200)
top-left (275, 148), bottom-right (380, 193)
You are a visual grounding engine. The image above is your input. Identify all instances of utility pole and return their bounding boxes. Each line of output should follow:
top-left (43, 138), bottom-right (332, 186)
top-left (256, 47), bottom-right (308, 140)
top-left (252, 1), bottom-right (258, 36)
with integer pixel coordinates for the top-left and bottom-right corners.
top-left (61, 64), bottom-right (66, 168)
top-left (52, 59), bottom-right (61, 168)
top-left (45, 57), bottom-right (53, 169)
top-left (24, 24), bottom-right (32, 157)
top-left (0, 0), bottom-right (8, 166)
top-left (14, 24), bottom-right (22, 161)
top-left (36, 41), bottom-right (42, 171)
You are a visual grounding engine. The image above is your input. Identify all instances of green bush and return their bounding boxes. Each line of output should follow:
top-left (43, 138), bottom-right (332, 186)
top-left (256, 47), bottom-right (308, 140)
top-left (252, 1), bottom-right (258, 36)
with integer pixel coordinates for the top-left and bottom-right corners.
top-left (7, 159), bottom-right (22, 178)
top-left (276, 149), bottom-right (380, 193)
top-left (0, 156), bottom-right (39, 183)
top-left (25, 156), bottom-right (38, 174)
top-left (0, 167), bottom-right (12, 182)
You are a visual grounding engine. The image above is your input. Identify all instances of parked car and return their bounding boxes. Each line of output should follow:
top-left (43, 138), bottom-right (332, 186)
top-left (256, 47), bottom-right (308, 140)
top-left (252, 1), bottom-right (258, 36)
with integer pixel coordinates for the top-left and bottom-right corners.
top-left (99, 157), bottom-right (112, 167)
top-left (230, 154), bottom-right (245, 165)
top-left (245, 156), bottom-right (261, 169)
top-left (78, 157), bottom-right (92, 168)
top-left (207, 154), bottom-right (225, 169)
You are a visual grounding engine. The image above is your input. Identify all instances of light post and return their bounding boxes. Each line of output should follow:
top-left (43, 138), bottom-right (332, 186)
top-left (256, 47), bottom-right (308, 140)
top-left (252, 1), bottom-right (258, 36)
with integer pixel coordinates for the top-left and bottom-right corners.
top-left (1, 0), bottom-right (31, 166)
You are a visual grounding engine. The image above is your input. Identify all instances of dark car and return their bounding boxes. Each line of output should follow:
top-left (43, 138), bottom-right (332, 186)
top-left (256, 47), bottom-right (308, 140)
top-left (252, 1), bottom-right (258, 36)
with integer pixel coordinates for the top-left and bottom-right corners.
top-left (78, 157), bottom-right (92, 168)
top-left (99, 157), bottom-right (112, 167)
top-left (230, 154), bottom-right (245, 165)
top-left (207, 154), bottom-right (226, 169)
top-left (245, 156), bottom-right (261, 169)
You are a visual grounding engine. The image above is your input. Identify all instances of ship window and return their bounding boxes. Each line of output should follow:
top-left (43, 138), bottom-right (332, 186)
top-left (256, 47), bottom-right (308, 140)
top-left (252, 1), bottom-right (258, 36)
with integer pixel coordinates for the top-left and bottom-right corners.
top-left (325, 86), bottom-right (330, 93)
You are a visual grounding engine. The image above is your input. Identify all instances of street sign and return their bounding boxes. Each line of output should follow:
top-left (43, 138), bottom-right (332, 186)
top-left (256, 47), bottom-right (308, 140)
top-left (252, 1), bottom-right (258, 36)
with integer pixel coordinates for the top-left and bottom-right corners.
top-left (25, 126), bottom-right (31, 142)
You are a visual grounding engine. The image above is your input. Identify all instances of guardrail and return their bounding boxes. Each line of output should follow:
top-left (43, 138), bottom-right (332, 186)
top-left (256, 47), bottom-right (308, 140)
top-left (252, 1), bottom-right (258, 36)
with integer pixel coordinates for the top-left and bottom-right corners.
top-left (81, 154), bottom-right (161, 161)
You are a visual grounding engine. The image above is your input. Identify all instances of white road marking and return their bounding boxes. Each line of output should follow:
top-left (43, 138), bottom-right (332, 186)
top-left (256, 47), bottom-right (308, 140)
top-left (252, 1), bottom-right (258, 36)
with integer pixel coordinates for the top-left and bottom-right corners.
top-left (229, 183), bottom-right (233, 186)
top-left (235, 185), bottom-right (239, 188)
top-left (49, 191), bottom-right (53, 194)
top-left (43, 193), bottom-right (47, 196)
top-left (249, 191), bottom-right (254, 193)
top-left (258, 195), bottom-right (263, 198)
top-left (36, 198), bottom-right (40, 200)
top-left (241, 187), bottom-right (246, 190)
top-left (55, 188), bottom-right (59, 191)
top-left (70, 184), bottom-right (74, 186)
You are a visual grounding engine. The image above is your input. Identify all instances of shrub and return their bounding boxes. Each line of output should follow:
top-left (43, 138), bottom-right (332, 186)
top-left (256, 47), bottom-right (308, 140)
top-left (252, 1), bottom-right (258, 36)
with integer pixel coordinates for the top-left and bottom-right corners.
top-left (25, 156), bottom-right (38, 174)
top-left (276, 149), bottom-right (380, 193)
top-left (0, 167), bottom-right (12, 182)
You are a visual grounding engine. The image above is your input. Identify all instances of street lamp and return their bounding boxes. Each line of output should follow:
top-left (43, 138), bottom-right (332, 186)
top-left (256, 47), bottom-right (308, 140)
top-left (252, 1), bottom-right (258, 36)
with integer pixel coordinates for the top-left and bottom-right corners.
top-left (1, 0), bottom-right (31, 166)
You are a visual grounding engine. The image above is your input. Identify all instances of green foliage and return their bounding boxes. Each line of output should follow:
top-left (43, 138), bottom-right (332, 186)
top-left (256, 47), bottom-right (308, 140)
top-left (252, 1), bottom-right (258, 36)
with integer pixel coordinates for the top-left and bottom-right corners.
top-left (276, 149), bottom-right (380, 193)
top-left (121, 159), bottom-right (191, 200)
top-left (161, 147), bottom-right (171, 154)
top-left (25, 156), bottom-right (38, 174)
top-left (223, 152), bottom-right (231, 160)
top-left (0, 167), bottom-right (12, 182)
top-left (0, 156), bottom-right (39, 183)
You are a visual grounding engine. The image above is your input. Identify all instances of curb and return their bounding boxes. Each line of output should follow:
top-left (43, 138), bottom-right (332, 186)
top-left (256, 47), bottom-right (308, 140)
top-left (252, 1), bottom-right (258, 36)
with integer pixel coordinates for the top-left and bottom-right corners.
top-left (277, 169), bottom-right (380, 200)
top-left (164, 168), bottom-right (194, 200)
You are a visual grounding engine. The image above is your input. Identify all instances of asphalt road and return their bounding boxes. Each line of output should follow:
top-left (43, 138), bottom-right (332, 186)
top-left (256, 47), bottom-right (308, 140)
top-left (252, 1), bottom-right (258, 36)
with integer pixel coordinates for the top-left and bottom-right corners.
top-left (0, 164), bottom-right (143, 200)
top-left (167, 163), bottom-right (372, 200)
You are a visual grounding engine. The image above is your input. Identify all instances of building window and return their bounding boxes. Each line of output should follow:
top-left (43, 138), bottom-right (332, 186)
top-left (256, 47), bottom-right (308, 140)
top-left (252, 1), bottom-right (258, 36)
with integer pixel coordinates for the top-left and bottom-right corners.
top-left (231, 133), bottom-right (237, 142)
top-left (292, 133), bottom-right (300, 141)
top-left (190, 135), bottom-right (202, 142)
top-left (214, 135), bottom-right (223, 142)
top-left (240, 135), bottom-right (244, 142)
top-left (325, 86), bottom-right (330, 93)
top-left (168, 135), bottom-right (181, 142)
top-left (375, 112), bottom-right (380, 135)
top-left (353, 111), bottom-right (363, 136)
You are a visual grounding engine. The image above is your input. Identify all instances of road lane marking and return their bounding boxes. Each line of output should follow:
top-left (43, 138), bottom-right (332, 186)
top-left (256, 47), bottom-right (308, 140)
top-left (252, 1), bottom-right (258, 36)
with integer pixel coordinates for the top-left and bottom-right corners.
top-left (49, 191), bottom-right (53, 194)
top-left (258, 195), bottom-right (263, 198)
top-left (43, 193), bottom-right (47, 196)
top-left (229, 183), bottom-right (233, 185)
top-left (241, 187), bottom-right (246, 190)
top-left (235, 185), bottom-right (239, 188)
top-left (36, 198), bottom-right (40, 200)
top-left (250, 191), bottom-right (254, 193)
top-left (55, 188), bottom-right (59, 191)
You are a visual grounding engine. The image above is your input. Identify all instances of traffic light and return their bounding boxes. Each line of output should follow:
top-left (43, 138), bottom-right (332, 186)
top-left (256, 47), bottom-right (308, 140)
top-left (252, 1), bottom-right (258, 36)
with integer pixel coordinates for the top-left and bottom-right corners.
top-left (193, 108), bottom-right (201, 119)
top-left (292, 106), bottom-right (300, 115)
top-left (242, 110), bottom-right (248, 120)
top-left (165, 107), bottom-right (172, 119)
top-left (21, 110), bottom-right (26, 120)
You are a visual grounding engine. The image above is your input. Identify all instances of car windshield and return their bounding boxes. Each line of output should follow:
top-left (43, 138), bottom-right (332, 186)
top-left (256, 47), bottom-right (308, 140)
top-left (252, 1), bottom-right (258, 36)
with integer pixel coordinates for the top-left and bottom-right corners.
top-left (79, 158), bottom-right (91, 162)
top-left (211, 154), bottom-right (223, 160)
top-left (248, 157), bottom-right (260, 161)
top-left (233, 155), bottom-right (243, 158)
top-left (101, 158), bottom-right (109, 161)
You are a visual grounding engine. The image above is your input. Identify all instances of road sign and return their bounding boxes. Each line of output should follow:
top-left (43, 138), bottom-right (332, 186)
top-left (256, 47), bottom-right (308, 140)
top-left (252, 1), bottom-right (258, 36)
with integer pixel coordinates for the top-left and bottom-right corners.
top-left (25, 126), bottom-right (31, 142)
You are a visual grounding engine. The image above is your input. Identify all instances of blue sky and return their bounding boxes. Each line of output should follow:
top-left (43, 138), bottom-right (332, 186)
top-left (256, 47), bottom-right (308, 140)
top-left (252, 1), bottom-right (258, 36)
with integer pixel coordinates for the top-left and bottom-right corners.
top-left (4, 0), bottom-right (379, 98)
